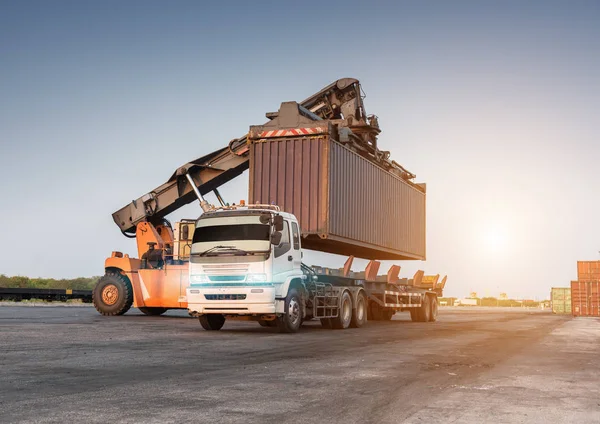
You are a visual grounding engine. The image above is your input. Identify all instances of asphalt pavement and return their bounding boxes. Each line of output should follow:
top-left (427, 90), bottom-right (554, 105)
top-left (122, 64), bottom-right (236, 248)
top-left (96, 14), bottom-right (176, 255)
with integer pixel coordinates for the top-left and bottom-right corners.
top-left (0, 306), bottom-right (598, 423)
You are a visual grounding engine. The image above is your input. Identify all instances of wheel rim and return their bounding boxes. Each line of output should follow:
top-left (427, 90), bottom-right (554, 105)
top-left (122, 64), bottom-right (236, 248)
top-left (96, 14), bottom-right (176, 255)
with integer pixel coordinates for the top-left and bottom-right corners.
top-left (356, 296), bottom-right (365, 322)
top-left (101, 284), bottom-right (119, 306)
top-left (288, 298), bottom-right (301, 326)
top-left (342, 296), bottom-right (351, 324)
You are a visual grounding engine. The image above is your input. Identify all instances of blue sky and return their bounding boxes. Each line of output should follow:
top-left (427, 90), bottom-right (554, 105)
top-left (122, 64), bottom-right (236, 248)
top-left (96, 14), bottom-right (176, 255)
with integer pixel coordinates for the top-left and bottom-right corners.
top-left (1, 0), bottom-right (599, 299)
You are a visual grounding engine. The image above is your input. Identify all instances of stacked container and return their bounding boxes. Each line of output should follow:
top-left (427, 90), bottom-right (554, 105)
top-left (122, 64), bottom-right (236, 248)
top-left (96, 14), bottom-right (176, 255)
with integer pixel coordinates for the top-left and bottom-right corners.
top-left (570, 280), bottom-right (600, 317)
top-left (550, 287), bottom-right (572, 314)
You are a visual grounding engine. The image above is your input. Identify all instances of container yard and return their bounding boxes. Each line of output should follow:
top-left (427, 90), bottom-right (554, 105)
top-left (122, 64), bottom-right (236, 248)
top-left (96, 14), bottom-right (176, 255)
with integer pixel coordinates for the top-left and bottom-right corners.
top-left (3, 2), bottom-right (600, 423)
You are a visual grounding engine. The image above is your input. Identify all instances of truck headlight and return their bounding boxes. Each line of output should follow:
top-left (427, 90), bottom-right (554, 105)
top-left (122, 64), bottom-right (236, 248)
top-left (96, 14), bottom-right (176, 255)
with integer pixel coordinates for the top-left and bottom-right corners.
top-left (190, 274), bottom-right (210, 283)
top-left (246, 273), bottom-right (267, 282)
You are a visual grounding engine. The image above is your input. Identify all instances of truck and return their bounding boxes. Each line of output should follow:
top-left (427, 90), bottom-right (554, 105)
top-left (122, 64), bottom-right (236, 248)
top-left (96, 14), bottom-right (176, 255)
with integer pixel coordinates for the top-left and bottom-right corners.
top-left (185, 203), bottom-right (445, 332)
top-left (91, 77), bottom-right (447, 332)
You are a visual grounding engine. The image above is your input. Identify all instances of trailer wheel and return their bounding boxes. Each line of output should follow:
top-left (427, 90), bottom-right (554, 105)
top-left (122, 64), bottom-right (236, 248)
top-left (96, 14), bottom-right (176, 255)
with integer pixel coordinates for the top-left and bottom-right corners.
top-left (139, 307), bottom-right (167, 316)
top-left (423, 296), bottom-right (432, 322)
top-left (331, 291), bottom-right (353, 329)
top-left (429, 296), bottom-right (438, 322)
top-left (92, 271), bottom-right (133, 316)
top-left (199, 314), bottom-right (225, 331)
top-left (350, 291), bottom-right (367, 328)
top-left (276, 288), bottom-right (302, 333)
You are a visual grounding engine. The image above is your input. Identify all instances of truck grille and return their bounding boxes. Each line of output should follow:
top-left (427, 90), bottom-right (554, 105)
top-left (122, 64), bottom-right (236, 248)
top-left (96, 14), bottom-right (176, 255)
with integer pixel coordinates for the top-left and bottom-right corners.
top-left (204, 294), bottom-right (247, 300)
top-left (203, 264), bottom-right (249, 275)
top-left (208, 275), bottom-right (245, 282)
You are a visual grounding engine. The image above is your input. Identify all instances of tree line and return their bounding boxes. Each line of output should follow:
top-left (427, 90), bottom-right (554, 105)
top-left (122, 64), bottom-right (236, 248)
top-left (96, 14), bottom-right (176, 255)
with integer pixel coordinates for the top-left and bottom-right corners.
top-left (0, 275), bottom-right (100, 290)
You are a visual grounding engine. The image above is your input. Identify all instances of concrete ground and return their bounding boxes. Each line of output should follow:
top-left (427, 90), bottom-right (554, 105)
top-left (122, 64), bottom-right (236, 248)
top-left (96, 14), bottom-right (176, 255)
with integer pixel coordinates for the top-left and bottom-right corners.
top-left (0, 306), bottom-right (598, 424)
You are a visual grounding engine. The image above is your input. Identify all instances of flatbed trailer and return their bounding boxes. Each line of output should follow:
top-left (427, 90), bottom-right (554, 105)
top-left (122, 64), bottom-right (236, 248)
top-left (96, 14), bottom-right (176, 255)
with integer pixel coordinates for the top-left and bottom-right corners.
top-left (303, 258), bottom-right (443, 324)
top-left (0, 288), bottom-right (93, 303)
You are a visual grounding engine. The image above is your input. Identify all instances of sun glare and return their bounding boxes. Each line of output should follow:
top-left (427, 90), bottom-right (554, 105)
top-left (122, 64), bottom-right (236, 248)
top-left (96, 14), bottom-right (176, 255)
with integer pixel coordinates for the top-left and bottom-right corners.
top-left (482, 224), bottom-right (509, 253)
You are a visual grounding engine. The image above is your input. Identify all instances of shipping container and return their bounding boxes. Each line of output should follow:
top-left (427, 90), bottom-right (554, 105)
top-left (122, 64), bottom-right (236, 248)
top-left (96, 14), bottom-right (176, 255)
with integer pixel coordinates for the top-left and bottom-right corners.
top-left (550, 287), bottom-right (571, 314)
top-left (248, 129), bottom-right (426, 261)
top-left (577, 261), bottom-right (600, 281)
top-left (570, 280), bottom-right (600, 317)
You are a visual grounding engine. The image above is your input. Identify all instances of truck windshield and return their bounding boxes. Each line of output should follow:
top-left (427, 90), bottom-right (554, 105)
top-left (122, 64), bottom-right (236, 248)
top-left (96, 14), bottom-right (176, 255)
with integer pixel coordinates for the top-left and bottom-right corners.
top-left (192, 224), bottom-right (270, 243)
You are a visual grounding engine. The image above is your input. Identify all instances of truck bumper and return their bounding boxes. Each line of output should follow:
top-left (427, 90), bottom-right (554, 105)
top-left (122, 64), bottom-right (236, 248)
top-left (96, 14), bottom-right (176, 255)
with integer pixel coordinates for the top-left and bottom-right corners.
top-left (186, 286), bottom-right (279, 315)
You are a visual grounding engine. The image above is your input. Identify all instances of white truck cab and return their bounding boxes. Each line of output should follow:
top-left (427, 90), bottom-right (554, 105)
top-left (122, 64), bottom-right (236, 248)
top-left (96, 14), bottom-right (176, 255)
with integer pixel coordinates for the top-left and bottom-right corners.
top-left (186, 204), bottom-right (306, 332)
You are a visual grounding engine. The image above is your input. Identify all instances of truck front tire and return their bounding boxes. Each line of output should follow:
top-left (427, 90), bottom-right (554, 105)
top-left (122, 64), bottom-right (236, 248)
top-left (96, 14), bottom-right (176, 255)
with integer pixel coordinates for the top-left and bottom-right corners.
top-left (276, 288), bottom-right (302, 333)
top-left (199, 314), bottom-right (225, 330)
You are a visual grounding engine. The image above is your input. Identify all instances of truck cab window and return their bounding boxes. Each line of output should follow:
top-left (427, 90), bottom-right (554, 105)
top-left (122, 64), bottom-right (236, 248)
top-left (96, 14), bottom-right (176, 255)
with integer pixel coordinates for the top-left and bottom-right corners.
top-left (292, 222), bottom-right (300, 250)
top-left (274, 221), bottom-right (291, 258)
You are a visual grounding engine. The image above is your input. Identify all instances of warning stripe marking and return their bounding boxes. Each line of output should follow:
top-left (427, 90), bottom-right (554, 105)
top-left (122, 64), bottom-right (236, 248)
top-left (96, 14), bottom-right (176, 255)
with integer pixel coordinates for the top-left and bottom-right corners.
top-left (258, 127), bottom-right (326, 138)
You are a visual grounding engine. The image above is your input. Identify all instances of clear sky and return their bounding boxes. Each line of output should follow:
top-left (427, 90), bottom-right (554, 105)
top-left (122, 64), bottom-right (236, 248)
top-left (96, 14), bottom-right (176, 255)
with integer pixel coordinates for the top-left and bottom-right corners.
top-left (1, 0), bottom-right (599, 300)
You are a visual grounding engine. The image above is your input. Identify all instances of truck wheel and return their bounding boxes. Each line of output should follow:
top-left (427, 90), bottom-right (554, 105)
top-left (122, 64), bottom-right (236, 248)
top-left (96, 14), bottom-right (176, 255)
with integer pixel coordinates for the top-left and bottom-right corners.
top-left (331, 291), bottom-right (353, 329)
top-left (92, 271), bottom-right (133, 316)
top-left (423, 296), bottom-right (432, 322)
top-left (276, 288), bottom-right (302, 333)
top-left (429, 296), bottom-right (438, 322)
top-left (415, 295), bottom-right (431, 322)
top-left (350, 291), bottom-right (367, 328)
top-left (139, 307), bottom-right (167, 316)
top-left (198, 314), bottom-right (225, 330)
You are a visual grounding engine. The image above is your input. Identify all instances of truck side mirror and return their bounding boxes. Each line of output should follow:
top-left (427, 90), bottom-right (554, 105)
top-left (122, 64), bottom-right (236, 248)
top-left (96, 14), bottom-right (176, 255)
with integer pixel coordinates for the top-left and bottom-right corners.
top-left (271, 231), bottom-right (282, 245)
top-left (273, 215), bottom-right (284, 231)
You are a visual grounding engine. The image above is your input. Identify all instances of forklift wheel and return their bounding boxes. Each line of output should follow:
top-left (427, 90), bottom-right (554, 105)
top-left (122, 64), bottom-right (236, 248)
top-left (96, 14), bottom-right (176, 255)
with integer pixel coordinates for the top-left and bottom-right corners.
top-left (92, 271), bottom-right (133, 316)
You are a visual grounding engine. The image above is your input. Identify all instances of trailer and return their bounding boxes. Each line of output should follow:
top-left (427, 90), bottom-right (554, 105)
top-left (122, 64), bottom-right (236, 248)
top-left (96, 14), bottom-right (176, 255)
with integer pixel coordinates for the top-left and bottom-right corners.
top-left (0, 288), bottom-right (92, 303)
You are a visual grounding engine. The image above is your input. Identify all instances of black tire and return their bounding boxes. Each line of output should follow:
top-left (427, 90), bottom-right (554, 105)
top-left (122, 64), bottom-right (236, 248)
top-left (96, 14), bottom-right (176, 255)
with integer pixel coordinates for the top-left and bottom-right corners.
top-left (423, 296), bottom-right (432, 322)
top-left (320, 318), bottom-right (332, 329)
top-left (198, 314), bottom-right (225, 331)
top-left (92, 271), bottom-right (133, 316)
top-left (429, 296), bottom-right (438, 322)
top-left (139, 307), bottom-right (167, 316)
top-left (414, 295), bottom-right (431, 322)
top-left (331, 291), bottom-right (353, 330)
top-left (350, 291), bottom-right (367, 328)
top-left (276, 288), bottom-right (302, 333)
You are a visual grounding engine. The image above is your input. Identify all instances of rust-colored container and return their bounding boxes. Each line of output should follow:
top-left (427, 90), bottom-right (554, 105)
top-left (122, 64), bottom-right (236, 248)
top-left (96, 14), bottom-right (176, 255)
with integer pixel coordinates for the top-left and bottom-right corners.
top-left (571, 280), bottom-right (600, 317)
top-left (248, 134), bottom-right (426, 260)
top-left (577, 261), bottom-right (600, 281)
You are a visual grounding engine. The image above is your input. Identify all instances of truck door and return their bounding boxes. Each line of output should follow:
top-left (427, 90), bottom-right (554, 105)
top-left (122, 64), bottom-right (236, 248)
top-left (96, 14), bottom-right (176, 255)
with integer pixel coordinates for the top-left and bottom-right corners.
top-left (272, 220), bottom-right (297, 282)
